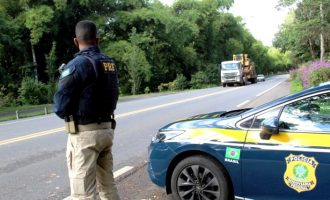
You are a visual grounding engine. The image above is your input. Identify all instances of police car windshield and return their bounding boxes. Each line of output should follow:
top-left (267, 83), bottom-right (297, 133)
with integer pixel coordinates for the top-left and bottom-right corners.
top-left (221, 63), bottom-right (240, 70)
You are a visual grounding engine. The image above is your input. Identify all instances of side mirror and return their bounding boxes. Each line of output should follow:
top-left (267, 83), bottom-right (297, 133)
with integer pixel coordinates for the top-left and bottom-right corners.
top-left (260, 117), bottom-right (279, 140)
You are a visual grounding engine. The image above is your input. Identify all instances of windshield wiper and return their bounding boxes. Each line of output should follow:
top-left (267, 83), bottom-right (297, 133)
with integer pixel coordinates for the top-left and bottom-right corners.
top-left (219, 108), bottom-right (251, 117)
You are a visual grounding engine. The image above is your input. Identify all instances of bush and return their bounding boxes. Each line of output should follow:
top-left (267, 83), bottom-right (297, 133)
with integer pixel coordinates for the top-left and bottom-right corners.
top-left (119, 82), bottom-right (132, 95)
top-left (298, 61), bottom-right (330, 88)
top-left (19, 78), bottom-right (49, 105)
top-left (1, 93), bottom-right (18, 107)
top-left (190, 71), bottom-right (209, 89)
top-left (0, 85), bottom-right (18, 107)
top-left (158, 83), bottom-right (169, 92)
top-left (204, 63), bottom-right (220, 85)
top-left (168, 74), bottom-right (188, 91)
top-left (144, 86), bottom-right (150, 94)
top-left (289, 69), bottom-right (298, 80)
top-left (309, 68), bottom-right (330, 87)
top-left (47, 82), bottom-right (58, 103)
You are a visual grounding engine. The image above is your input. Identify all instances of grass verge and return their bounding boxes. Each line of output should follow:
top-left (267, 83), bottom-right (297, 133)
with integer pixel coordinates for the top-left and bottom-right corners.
top-left (0, 104), bottom-right (53, 122)
top-left (291, 78), bottom-right (304, 94)
top-left (0, 104), bottom-right (52, 113)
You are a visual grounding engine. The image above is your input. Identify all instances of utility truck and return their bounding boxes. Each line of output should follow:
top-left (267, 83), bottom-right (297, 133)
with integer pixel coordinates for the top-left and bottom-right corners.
top-left (220, 54), bottom-right (257, 87)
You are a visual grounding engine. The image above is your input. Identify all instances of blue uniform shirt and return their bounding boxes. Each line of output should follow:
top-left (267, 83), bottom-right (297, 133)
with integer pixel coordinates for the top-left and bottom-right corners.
top-left (53, 46), bottom-right (119, 124)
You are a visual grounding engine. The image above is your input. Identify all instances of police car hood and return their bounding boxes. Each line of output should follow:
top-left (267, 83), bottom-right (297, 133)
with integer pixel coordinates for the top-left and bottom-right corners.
top-left (161, 109), bottom-right (251, 131)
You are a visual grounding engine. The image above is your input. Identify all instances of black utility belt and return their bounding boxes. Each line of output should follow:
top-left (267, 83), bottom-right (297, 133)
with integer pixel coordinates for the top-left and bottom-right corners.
top-left (78, 122), bottom-right (113, 132)
top-left (65, 116), bottom-right (116, 134)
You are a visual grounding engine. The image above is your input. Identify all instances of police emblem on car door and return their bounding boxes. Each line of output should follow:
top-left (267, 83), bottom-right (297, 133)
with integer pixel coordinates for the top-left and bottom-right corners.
top-left (284, 154), bottom-right (319, 193)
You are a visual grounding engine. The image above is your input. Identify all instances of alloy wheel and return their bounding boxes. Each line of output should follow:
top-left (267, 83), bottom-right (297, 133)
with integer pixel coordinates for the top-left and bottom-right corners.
top-left (176, 164), bottom-right (220, 200)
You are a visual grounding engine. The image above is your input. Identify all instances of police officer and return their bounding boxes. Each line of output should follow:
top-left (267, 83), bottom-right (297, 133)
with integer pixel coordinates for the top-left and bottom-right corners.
top-left (54, 20), bottom-right (120, 200)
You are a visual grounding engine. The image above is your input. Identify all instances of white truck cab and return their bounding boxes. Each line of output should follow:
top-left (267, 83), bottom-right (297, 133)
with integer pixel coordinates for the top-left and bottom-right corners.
top-left (220, 60), bottom-right (244, 87)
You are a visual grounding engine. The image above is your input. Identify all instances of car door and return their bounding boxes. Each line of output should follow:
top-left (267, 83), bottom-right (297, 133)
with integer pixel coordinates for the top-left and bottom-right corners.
top-left (241, 92), bottom-right (330, 200)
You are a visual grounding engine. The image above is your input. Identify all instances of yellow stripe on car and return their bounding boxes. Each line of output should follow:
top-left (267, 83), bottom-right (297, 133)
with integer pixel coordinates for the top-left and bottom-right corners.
top-left (246, 130), bottom-right (330, 148)
top-left (177, 128), bottom-right (247, 143)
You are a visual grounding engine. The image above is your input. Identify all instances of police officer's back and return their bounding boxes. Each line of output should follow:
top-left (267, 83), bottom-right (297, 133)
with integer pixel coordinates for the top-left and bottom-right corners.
top-left (53, 20), bottom-right (120, 200)
top-left (54, 33), bottom-right (118, 125)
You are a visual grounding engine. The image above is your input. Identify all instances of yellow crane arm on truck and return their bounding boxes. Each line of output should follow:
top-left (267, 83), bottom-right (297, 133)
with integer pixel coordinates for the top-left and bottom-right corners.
top-left (233, 54), bottom-right (257, 83)
top-left (233, 54), bottom-right (249, 66)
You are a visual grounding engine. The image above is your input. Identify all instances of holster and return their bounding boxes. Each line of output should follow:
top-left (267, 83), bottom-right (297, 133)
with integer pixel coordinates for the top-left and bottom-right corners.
top-left (64, 116), bottom-right (78, 134)
top-left (110, 118), bottom-right (116, 129)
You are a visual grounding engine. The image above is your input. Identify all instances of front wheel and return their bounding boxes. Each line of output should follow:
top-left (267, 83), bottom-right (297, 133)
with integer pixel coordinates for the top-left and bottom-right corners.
top-left (170, 155), bottom-right (230, 200)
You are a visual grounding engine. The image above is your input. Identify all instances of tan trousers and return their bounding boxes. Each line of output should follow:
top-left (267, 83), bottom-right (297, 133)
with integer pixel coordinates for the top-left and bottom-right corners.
top-left (66, 127), bottom-right (120, 200)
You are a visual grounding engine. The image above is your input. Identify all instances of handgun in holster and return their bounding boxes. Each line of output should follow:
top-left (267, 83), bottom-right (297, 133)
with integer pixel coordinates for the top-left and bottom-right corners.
top-left (64, 115), bottom-right (78, 134)
top-left (110, 114), bottom-right (116, 129)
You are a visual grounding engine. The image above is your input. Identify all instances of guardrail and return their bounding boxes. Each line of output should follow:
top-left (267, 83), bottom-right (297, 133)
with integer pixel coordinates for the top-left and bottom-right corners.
top-left (0, 105), bottom-right (54, 121)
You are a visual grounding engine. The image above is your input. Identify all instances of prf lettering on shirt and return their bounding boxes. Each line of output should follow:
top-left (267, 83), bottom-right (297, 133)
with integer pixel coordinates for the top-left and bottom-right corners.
top-left (102, 62), bottom-right (115, 72)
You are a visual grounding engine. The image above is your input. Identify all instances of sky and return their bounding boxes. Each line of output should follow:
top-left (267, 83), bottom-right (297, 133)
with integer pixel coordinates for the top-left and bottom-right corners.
top-left (159, 0), bottom-right (290, 47)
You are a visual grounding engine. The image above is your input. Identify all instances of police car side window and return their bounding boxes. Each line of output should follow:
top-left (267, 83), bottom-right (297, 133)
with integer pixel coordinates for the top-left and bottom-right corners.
top-left (279, 93), bottom-right (330, 132)
top-left (240, 117), bottom-right (254, 128)
top-left (250, 108), bottom-right (282, 129)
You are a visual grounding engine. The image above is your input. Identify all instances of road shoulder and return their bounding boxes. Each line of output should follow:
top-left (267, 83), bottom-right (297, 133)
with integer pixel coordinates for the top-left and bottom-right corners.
top-left (242, 79), bottom-right (291, 108)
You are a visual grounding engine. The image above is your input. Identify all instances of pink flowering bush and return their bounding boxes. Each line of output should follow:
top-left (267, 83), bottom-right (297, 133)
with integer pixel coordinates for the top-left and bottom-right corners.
top-left (293, 61), bottom-right (330, 89)
top-left (309, 68), bottom-right (330, 87)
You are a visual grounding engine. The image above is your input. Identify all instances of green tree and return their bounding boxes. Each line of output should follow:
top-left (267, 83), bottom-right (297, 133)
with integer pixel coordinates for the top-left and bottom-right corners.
top-left (25, 5), bottom-right (54, 80)
top-left (276, 0), bottom-right (330, 62)
top-left (249, 41), bottom-right (269, 74)
top-left (225, 38), bottom-right (244, 56)
top-left (106, 36), bottom-right (151, 95)
top-left (0, 0), bottom-right (292, 106)
top-left (45, 42), bottom-right (57, 84)
top-left (45, 41), bottom-right (58, 102)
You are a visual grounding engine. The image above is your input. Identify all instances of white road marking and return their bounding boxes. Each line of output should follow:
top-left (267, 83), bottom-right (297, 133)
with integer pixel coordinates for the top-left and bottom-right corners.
top-left (63, 166), bottom-right (134, 199)
top-left (114, 166), bottom-right (134, 178)
top-left (116, 88), bottom-right (241, 118)
top-left (236, 100), bottom-right (250, 108)
top-left (256, 79), bottom-right (285, 97)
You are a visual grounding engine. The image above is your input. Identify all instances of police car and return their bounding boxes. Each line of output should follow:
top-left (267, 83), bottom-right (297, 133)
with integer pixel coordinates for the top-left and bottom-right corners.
top-left (147, 82), bottom-right (330, 200)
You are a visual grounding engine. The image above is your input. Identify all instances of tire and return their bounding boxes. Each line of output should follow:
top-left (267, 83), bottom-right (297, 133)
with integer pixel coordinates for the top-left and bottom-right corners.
top-left (222, 83), bottom-right (226, 87)
top-left (170, 155), bottom-right (229, 200)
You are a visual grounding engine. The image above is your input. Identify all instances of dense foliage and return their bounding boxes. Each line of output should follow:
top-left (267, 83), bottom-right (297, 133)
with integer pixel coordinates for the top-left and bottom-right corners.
top-left (274, 0), bottom-right (330, 92)
top-left (275, 0), bottom-right (330, 63)
top-left (0, 0), bottom-right (293, 106)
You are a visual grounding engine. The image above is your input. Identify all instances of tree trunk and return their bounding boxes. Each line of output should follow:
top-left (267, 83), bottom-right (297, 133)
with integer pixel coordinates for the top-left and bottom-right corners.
top-left (320, 33), bottom-right (325, 61)
top-left (31, 42), bottom-right (38, 81)
top-left (320, 1), bottom-right (325, 61)
top-left (308, 39), bottom-right (317, 59)
top-left (31, 43), bottom-right (36, 64)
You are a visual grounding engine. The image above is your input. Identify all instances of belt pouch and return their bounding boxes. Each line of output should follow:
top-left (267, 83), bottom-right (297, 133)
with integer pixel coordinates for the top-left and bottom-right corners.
top-left (65, 116), bottom-right (78, 134)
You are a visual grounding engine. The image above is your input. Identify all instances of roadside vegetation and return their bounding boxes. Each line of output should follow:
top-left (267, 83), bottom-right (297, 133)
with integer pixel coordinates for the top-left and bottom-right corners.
top-left (274, 0), bottom-right (330, 92)
top-left (0, 0), bottom-right (292, 109)
top-left (290, 61), bottom-right (330, 93)
top-left (0, 0), bottom-right (330, 120)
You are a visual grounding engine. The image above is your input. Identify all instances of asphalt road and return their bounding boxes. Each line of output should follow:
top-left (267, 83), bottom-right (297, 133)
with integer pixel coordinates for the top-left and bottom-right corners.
top-left (0, 74), bottom-right (289, 200)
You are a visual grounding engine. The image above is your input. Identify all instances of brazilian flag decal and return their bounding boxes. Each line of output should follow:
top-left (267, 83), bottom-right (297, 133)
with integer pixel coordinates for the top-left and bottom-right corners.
top-left (225, 147), bottom-right (241, 160)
